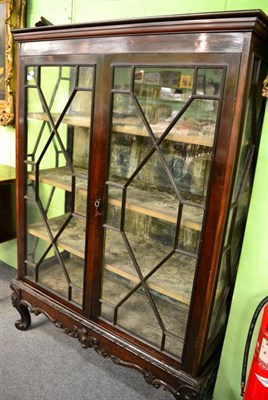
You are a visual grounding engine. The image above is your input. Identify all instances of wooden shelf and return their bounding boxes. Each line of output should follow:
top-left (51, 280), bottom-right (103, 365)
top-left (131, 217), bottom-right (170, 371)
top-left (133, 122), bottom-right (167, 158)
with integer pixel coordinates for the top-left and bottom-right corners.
top-left (28, 112), bottom-right (90, 128)
top-left (105, 262), bottom-right (192, 305)
top-left (104, 230), bottom-right (196, 305)
top-left (28, 166), bottom-right (88, 196)
top-left (108, 184), bottom-right (203, 231)
top-left (37, 256), bottom-right (84, 305)
top-left (28, 166), bottom-right (203, 230)
top-left (31, 253), bottom-right (187, 356)
top-left (28, 214), bottom-right (86, 258)
top-left (28, 213), bottom-right (195, 304)
top-left (112, 123), bottom-right (214, 147)
top-left (101, 275), bottom-right (187, 357)
top-left (28, 112), bottom-right (214, 147)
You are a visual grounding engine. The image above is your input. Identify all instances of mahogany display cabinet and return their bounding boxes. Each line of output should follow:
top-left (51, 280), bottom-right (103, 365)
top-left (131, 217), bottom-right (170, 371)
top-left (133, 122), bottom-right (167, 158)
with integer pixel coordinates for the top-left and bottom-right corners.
top-left (10, 10), bottom-right (268, 400)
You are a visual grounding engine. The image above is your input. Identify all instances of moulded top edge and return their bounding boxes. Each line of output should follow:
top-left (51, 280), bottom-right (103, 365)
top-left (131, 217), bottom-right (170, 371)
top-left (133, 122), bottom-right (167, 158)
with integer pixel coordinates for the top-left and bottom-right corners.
top-left (12, 9), bottom-right (268, 42)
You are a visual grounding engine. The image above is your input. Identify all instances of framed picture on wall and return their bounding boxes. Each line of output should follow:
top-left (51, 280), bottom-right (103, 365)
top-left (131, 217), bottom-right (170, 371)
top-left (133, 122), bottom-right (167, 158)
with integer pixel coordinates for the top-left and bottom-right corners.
top-left (0, 0), bottom-right (26, 126)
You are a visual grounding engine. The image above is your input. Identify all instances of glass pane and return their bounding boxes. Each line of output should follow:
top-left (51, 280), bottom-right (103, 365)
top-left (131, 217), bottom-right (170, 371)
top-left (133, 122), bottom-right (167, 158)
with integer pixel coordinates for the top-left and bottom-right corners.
top-left (113, 67), bottom-right (132, 90)
top-left (25, 235), bottom-right (84, 306)
top-left (65, 91), bottom-right (92, 126)
top-left (169, 99), bottom-right (218, 146)
top-left (25, 64), bottom-right (94, 307)
top-left (134, 67), bottom-right (194, 133)
top-left (100, 64), bottom-right (223, 359)
top-left (106, 185), bottom-right (124, 230)
top-left (196, 68), bottom-right (223, 96)
top-left (116, 291), bottom-right (164, 348)
top-left (78, 66), bottom-right (94, 88)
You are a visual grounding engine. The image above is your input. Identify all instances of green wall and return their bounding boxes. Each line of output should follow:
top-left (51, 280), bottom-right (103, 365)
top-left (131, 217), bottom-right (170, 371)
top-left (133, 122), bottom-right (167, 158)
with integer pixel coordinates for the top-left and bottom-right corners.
top-left (0, 0), bottom-right (267, 398)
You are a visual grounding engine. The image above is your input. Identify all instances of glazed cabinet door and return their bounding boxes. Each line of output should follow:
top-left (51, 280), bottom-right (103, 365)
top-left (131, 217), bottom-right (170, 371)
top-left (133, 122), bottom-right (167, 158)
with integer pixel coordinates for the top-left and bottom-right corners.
top-left (17, 50), bottom-right (241, 371)
top-left (93, 53), bottom-right (240, 364)
top-left (18, 56), bottom-right (96, 308)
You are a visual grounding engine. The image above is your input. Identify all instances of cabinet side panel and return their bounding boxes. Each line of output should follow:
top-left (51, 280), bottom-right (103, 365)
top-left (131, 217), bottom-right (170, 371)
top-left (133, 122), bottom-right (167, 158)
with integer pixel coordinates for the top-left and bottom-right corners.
top-left (204, 51), bottom-right (268, 362)
top-left (181, 52), bottom-right (243, 374)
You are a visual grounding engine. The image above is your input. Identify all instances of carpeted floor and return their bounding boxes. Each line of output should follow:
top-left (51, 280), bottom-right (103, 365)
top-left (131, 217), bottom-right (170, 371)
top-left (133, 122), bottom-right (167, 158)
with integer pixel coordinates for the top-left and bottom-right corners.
top-left (0, 261), bottom-right (214, 400)
top-left (0, 262), bottom-right (174, 400)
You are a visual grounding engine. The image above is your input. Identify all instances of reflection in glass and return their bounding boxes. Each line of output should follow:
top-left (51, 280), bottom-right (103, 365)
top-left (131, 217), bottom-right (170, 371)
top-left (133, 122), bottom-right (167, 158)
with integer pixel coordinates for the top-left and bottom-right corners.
top-left (196, 68), bottom-right (223, 96)
top-left (134, 67), bottom-right (194, 130)
top-left (113, 67), bottom-right (131, 90)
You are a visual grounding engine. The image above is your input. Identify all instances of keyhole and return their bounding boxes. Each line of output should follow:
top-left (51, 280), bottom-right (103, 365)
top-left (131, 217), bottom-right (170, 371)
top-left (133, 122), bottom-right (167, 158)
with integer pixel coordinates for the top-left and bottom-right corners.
top-left (94, 199), bottom-right (101, 216)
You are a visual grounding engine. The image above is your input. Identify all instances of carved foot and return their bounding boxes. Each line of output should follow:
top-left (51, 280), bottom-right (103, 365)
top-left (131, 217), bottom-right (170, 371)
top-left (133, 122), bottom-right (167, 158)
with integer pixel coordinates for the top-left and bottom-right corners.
top-left (10, 283), bottom-right (31, 331)
top-left (14, 303), bottom-right (31, 330)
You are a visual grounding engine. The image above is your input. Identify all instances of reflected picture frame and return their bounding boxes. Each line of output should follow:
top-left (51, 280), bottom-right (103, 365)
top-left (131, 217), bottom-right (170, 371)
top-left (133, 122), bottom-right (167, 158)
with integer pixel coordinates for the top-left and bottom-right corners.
top-left (179, 74), bottom-right (193, 89)
top-left (0, 0), bottom-right (26, 126)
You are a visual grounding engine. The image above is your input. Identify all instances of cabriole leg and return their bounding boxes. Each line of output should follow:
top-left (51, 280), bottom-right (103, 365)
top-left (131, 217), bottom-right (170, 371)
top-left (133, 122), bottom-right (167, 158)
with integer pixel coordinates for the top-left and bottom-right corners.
top-left (10, 283), bottom-right (31, 330)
